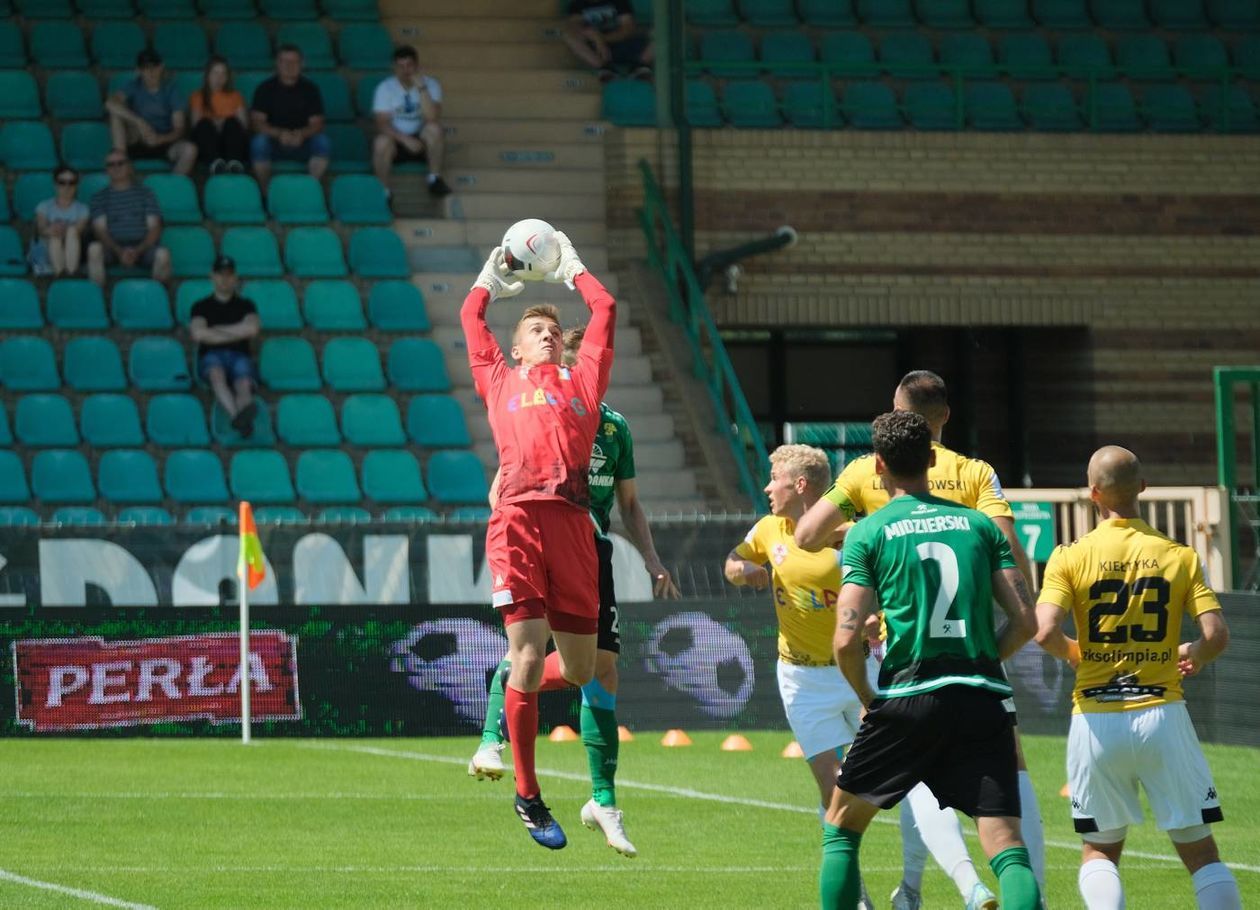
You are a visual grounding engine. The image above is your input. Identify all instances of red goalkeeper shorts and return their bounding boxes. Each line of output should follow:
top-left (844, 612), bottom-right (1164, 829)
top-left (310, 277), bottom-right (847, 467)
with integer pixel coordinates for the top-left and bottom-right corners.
top-left (486, 500), bottom-right (599, 635)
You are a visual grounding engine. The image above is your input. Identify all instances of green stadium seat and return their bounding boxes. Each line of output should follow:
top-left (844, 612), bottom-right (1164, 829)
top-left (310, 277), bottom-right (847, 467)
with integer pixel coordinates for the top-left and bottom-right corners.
top-left (144, 174), bottom-right (202, 225)
top-left (253, 506), bottom-right (306, 524)
top-left (760, 31), bottom-right (815, 77)
top-left (209, 396), bottom-right (275, 448)
top-left (201, 0), bottom-right (256, 17)
top-left (1142, 85), bottom-right (1201, 131)
top-left (976, 0), bottom-right (1036, 25)
top-left (602, 81), bottom-right (656, 126)
top-left (260, 337), bottom-right (321, 390)
top-left (781, 81), bottom-right (840, 127)
top-left (0, 228), bottom-right (24, 276)
top-left (449, 507), bottom-right (492, 522)
top-left (904, 82), bottom-right (960, 129)
top-left (112, 279), bottom-right (173, 330)
top-left (381, 505), bottom-right (437, 522)
top-left (407, 395), bottom-right (470, 447)
top-left (0, 280), bottom-right (42, 329)
top-left (15, 395), bottom-right (78, 446)
top-left (1236, 38), bottom-right (1260, 82)
top-left (175, 279), bottom-right (213, 325)
top-left (700, 31), bottom-right (756, 77)
top-left (147, 394), bottom-right (210, 446)
top-left (0, 506), bottom-right (39, 526)
top-left (426, 450), bottom-right (489, 505)
top-left (215, 23), bottom-right (272, 71)
top-left (1209, 0), bottom-right (1259, 26)
top-left (276, 394), bottom-right (340, 445)
top-left (1057, 34), bottom-right (1113, 79)
top-left (0, 452), bottom-right (29, 503)
top-left (740, 0), bottom-right (798, 24)
top-left (1034, 0), bottom-right (1091, 26)
top-left (387, 338), bottom-right (449, 391)
top-left (999, 33), bottom-right (1054, 80)
top-left (60, 123), bottom-right (112, 173)
top-left (1022, 83), bottom-right (1082, 130)
top-left (32, 450), bottom-right (95, 503)
top-left (242, 280), bottom-right (303, 330)
top-left (323, 0), bottom-right (379, 19)
top-left (323, 337), bottom-right (385, 391)
top-left (355, 76), bottom-right (383, 117)
top-left (965, 81), bottom-right (1023, 130)
top-left (1152, 0), bottom-right (1209, 26)
top-left (162, 227), bottom-right (216, 278)
top-left (409, 247), bottom-right (480, 273)
top-left (235, 71), bottom-right (271, 108)
top-left (686, 0), bottom-right (740, 25)
top-left (820, 32), bottom-right (877, 75)
top-left (326, 124), bottom-right (372, 173)
top-left (139, 0), bottom-right (198, 17)
top-left (117, 506), bottom-right (174, 526)
top-left (0, 25), bottom-right (24, 69)
top-left (362, 449), bottom-right (427, 503)
top-left (721, 80), bottom-right (783, 127)
top-left (859, 0), bottom-right (916, 26)
top-left (1199, 84), bottom-right (1258, 133)
top-left (341, 394), bottom-right (405, 446)
top-left (303, 280), bottom-right (366, 330)
top-left (81, 394), bottom-right (145, 448)
top-left (99, 450), bottom-right (162, 503)
top-left (14, 174), bottom-right (53, 222)
top-left (1084, 83), bottom-right (1142, 131)
top-left (46, 72), bottom-right (104, 121)
top-left (204, 174), bottom-right (266, 224)
top-left (31, 23), bottom-right (88, 69)
top-left (1091, 0), bottom-right (1150, 27)
top-left (329, 175), bottom-right (391, 224)
top-left (1174, 35), bottom-right (1228, 76)
top-left (338, 24), bottom-right (392, 70)
top-left (230, 450), bottom-right (294, 503)
top-left (285, 227), bottom-right (348, 277)
top-left (276, 24), bottom-right (336, 69)
top-left (52, 507), bottom-right (107, 526)
top-left (260, 0), bottom-right (318, 18)
top-left (0, 405), bottom-right (9, 445)
top-left (221, 227), bottom-right (283, 278)
top-left (917, 0), bottom-right (975, 27)
top-left (64, 338), bottom-right (124, 391)
top-left (296, 450), bottom-right (359, 503)
top-left (798, 0), bottom-right (858, 25)
top-left (687, 80), bottom-right (723, 126)
top-left (91, 23), bottom-right (147, 69)
top-left (0, 184), bottom-right (9, 222)
top-left (2, 123), bottom-right (56, 172)
top-left (349, 228), bottom-right (409, 278)
top-left (309, 73), bottom-right (353, 124)
top-left (1117, 35), bottom-right (1174, 81)
top-left (129, 336), bottom-right (191, 390)
top-left (48, 280), bottom-right (108, 330)
top-left (315, 506), bottom-right (372, 524)
top-left (16, 0), bottom-right (72, 15)
top-left (368, 281), bottom-right (429, 331)
top-left (79, 0), bottom-right (135, 14)
top-left (267, 175), bottom-right (329, 224)
top-left (154, 23), bottom-right (210, 70)
top-left (940, 34), bottom-right (994, 74)
top-left (186, 505), bottom-right (237, 525)
top-left (880, 32), bottom-right (935, 79)
top-left (164, 449), bottom-right (228, 503)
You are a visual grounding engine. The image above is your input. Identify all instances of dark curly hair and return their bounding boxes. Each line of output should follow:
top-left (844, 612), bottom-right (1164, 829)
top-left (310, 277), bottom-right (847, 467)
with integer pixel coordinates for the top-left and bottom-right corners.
top-left (872, 410), bottom-right (932, 478)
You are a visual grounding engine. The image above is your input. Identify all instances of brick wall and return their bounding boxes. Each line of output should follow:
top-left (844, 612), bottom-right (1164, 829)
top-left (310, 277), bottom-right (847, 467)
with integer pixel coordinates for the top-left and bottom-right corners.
top-left (607, 128), bottom-right (1260, 485)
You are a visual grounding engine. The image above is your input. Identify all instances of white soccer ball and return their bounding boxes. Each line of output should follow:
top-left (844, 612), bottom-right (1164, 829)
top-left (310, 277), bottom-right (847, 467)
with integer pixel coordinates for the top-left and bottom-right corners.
top-left (645, 611), bottom-right (755, 718)
top-left (388, 619), bottom-right (507, 725)
top-left (501, 218), bottom-right (561, 281)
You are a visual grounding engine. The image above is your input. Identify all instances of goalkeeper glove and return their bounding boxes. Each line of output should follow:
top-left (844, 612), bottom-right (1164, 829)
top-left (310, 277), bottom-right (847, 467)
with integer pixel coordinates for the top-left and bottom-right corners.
top-left (472, 247), bottom-right (524, 301)
top-left (545, 231), bottom-right (586, 289)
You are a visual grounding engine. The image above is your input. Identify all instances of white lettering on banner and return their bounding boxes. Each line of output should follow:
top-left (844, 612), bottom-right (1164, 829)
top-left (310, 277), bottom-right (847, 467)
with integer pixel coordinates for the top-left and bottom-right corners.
top-left (0, 554), bottom-right (26, 607)
top-left (293, 534), bottom-right (409, 605)
top-left (171, 536), bottom-right (279, 607)
top-left (135, 658), bottom-right (180, 702)
top-left (40, 654), bottom-right (274, 707)
top-left (426, 535), bottom-right (493, 604)
top-left (38, 540), bottom-right (158, 607)
top-left (185, 656), bottom-right (223, 697)
top-left (89, 661), bottom-right (132, 705)
top-left (225, 653), bottom-right (274, 694)
top-left (45, 665), bottom-right (89, 707)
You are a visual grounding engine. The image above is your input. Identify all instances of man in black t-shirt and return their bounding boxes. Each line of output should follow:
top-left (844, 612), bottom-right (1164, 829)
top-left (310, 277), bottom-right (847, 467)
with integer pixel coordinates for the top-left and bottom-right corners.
top-left (189, 255), bottom-right (261, 437)
top-left (249, 44), bottom-right (330, 190)
top-left (562, 0), bottom-right (652, 82)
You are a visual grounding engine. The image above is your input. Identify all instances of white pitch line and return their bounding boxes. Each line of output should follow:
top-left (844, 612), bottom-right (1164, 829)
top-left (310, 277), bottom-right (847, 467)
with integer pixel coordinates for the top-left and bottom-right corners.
top-left (310, 743), bottom-right (1260, 876)
top-left (0, 868), bottom-right (157, 909)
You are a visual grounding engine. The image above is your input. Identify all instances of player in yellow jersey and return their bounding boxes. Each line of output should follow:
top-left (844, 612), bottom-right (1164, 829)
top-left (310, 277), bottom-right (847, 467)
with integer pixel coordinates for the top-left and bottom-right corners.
top-left (795, 371), bottom-right (1037, 910)
top-left (724, 444), bottom-right (879, 910)
top-left (1034, 446), bottom-right (1240, 910)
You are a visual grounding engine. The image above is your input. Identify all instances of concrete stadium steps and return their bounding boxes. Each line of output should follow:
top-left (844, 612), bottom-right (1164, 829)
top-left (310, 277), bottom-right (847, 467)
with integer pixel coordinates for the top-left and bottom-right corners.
top-left (408, 43), bottom-right (578, 72)
top-left (438, 91), bottom-right (601, 121)
top-left (395, 218), bottom-right (606, 250)
top-left (447, 142), bottom-right (606, 172)
top-left (411, 271), bottom-right (622, 310)
top-left (446, 167), bottom-right (605, 196)
top-left (388, 17), bottom-right (565, 45)
top-left (451, 192), bottom-right (604, 221)
top-left (444, 118), bottom-right (611, 145)
top-left (395, 69), bottom-right (600, 97)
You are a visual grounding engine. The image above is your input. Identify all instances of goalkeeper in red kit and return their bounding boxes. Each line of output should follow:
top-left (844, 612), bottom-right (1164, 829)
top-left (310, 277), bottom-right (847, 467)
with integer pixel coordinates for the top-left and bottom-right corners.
top-left (461, 234), bottom-right (614, 850)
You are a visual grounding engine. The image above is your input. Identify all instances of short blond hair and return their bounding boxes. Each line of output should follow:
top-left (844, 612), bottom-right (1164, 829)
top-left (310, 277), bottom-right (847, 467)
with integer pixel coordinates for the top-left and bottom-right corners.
top-left (770, 444), bottom-right (831, 493)
top-left (513, 304), bottom-right (561, 345)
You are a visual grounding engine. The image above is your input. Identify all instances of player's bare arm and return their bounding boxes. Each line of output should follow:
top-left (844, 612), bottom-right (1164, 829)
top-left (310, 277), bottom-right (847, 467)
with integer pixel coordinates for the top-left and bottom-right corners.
top-left (833, 583), bottom-right (877, 706)
top-left (793, 496), bottom-right (845, 551)
top-left (1179, 609), bottom-right (1229, 677)
top-left (1033, 601), bottom-right (1081, 667)
top-left (992, 515), bottom-right (1035, 589)
top-left (991, 567), bottom-right (1038, 661)
top-left (723, 550), bottom-right (768, 589)
top-left (615, 478), bottom-right (680, 598)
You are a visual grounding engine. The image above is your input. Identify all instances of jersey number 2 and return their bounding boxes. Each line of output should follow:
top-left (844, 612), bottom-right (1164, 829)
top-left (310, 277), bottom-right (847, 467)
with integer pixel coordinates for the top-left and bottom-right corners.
top-left (916, 542), bottom-right (967, 639)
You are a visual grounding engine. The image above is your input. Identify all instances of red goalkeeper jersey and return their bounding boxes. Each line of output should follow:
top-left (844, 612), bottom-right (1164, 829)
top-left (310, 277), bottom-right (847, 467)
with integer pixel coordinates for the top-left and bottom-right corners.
top-left (461, 271), bottom-right (616, 510)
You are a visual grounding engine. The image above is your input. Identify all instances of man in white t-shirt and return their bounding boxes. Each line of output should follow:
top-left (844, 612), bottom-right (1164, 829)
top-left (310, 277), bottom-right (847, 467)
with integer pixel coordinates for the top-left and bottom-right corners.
top-left (372, 44), bottom-right (450, 198)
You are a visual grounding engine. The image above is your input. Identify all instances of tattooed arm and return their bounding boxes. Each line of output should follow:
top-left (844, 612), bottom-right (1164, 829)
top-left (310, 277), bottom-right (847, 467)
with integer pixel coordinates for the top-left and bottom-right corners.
top-left (992, 566), bottom-right (1038, 661)
top-left (834, 583), bottom-right (878, 706)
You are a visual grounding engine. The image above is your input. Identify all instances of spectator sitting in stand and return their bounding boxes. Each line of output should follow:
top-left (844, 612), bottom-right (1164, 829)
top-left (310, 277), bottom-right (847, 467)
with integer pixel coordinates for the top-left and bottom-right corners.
top-left (562, 0), bottom-right (653, 82)
top-left (29, 166), bottom-right (90, 277)
top-left (191, 55), bottom-right (249, 175)
top-left (189, 255), bottom-right (261, 437)
top-left (106, 48), bottom-right (198, 175)
top-left (86, 151), bottom-right (171, 286)
top-left (250, 44), bottom-right (330, 191)
top-left (372, 45), bottom-right (451, 198)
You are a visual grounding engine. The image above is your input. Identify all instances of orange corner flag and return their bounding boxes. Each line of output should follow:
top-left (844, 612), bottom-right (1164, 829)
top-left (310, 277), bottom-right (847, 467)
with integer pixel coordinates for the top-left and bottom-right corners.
top-left (238, 502), bottom-right (266, 590)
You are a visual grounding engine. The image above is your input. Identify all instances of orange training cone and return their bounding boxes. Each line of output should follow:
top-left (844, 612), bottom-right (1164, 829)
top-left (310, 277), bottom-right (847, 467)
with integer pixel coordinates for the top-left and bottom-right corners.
top-left (720, 734), bottom-right (754, 752)
top-left (661, 729), bottom-right (692, 747)
top-left (548, 725), bottom-right (579, 742)
top-left (618, 725), bottom-right (635, 742)
top-left (781, 740), bottom-right (805, 758)
top-left (1059, 782), bottom-right (1071, 798)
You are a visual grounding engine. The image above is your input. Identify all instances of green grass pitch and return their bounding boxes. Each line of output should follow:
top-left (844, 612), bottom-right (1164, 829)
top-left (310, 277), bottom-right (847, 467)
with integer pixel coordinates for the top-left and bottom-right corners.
top-left (0, 733), bottom-right (1255, 908)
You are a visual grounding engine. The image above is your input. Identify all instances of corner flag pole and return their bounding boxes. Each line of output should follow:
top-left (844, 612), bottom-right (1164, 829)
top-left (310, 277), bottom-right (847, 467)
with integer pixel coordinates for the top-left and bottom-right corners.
top-left (237, 500), bottom-right (257, 745)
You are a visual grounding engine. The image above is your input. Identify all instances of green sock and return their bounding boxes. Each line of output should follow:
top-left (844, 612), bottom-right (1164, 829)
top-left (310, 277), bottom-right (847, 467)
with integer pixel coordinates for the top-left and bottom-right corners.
top-left (479, 658), bottom-right (509, 747)
top-left (990, 846), bottom-right (1041, 910)
top-left (580, 703), bottom-right (619, 806)
top-left (819, 824), bottom-right (862, 909)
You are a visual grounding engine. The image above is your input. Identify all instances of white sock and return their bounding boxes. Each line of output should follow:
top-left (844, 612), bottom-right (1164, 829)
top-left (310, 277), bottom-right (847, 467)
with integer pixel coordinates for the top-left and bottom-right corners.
top-left (898, 798), bottom-right (927, 890)
top-left (906, 782), bottom-right (981, 897)
top-left (1079, 857), bottom-right (1125, 909)
top-left (1019, 770), bottom-right (1047, 888)
top-left (426, 173), bottom-right (439, 184)
top-left (1192, 862), bottom-right (1242, 910)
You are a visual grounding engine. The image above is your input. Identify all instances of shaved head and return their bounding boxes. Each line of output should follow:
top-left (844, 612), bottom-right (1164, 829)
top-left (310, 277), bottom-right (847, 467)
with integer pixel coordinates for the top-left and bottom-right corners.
top-left (1087, 446), bottom-right (1144, 510)
top-left (893, 370), bottom-right (950, 429)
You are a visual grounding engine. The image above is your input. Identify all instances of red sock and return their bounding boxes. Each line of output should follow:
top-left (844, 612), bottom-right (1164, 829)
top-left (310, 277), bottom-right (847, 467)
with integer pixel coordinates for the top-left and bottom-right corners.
top-left (504, 685), bottom-right (539, 798)
top-left (538, 651), bottom-right (572, 692)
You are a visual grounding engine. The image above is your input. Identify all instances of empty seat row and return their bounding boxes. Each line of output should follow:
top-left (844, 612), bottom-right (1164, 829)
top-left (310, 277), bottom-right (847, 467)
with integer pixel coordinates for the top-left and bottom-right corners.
top-left (0, 447), bottom-right (486, 507)
top-left (684, 0), bottom-right (1259, 30)
top-left (0, 503), bottom-right (491, 527)
top-left (0, 335), bottom-right (450, 393)
top-left (0, 391), bottom-right (469, 448)
top-left (6, 0), bottom-right (378, 22)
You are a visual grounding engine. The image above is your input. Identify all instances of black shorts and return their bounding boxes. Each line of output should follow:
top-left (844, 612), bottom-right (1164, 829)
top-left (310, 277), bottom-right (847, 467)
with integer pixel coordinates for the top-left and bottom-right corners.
top-left (595, 534), bottom-right (619, 654)
top-left (393, 139), bottom-right (428, 163)
top-left (836, 686), bottom-right (1020, 818)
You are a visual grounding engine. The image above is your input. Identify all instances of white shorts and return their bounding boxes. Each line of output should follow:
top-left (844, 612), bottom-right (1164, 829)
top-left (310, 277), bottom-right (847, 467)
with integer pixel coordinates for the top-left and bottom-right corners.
top-left (776, 657), bottom-right (879, 760)
top-left (1068, 702), bottom-right (1222, 837)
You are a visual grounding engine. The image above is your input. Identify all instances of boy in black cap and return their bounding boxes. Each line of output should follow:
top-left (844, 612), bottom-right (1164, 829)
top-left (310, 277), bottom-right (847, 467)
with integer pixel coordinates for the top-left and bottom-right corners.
top-left (189, 255), bottom-right (261, 437)
top-left (106, 48), bottom-right (197, 175)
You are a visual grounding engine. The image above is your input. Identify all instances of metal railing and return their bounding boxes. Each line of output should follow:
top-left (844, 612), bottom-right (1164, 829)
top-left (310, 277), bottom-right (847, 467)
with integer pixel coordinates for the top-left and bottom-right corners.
top-left (637, 159), bottom-right (770, 506)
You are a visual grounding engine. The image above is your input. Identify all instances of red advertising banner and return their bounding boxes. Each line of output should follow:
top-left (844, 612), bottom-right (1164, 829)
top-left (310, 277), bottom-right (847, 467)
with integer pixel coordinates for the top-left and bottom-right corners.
top-left (12, 631), bottom-right (301, 732)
